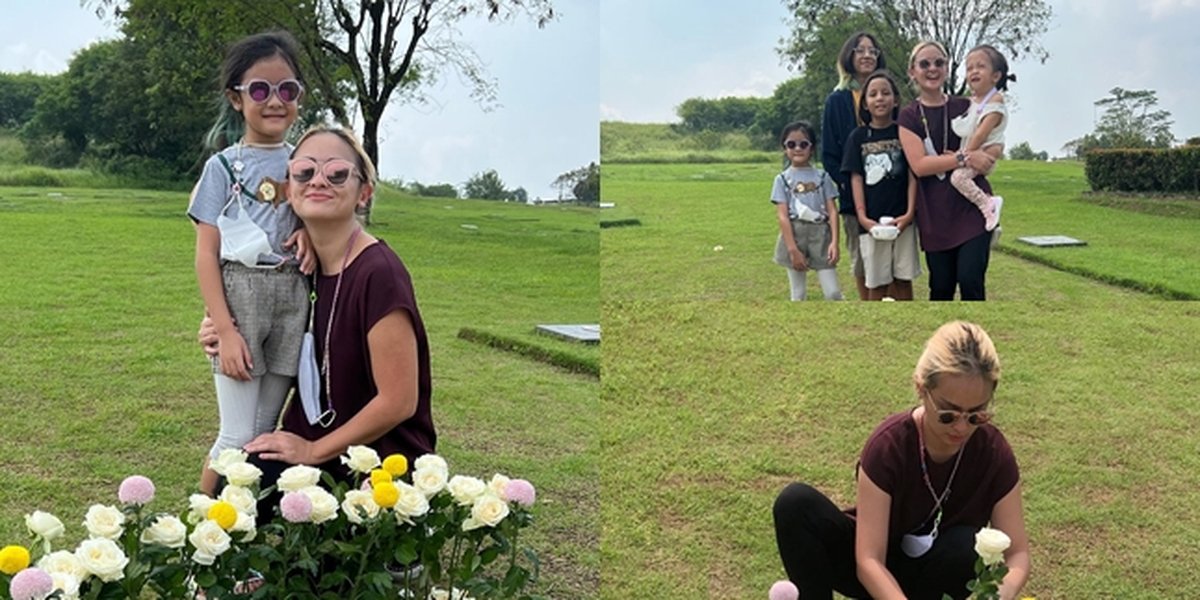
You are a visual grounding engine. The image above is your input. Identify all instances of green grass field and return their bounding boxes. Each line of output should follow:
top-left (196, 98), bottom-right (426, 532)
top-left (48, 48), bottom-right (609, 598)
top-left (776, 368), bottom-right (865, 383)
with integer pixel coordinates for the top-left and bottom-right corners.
top-left (600, 300), bottom-right (1200, 599)
top-left (0, 184), bottom-right (599, 598)
top-left (600, 160), bottom-right (1198, 301)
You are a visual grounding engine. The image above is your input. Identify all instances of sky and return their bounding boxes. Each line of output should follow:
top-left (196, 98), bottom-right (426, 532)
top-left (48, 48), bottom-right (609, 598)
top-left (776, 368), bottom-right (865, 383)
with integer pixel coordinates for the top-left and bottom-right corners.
top-left (601, 0), bottom-right (1200, 157)
top-left (0, 0), bottom-right (597, 201)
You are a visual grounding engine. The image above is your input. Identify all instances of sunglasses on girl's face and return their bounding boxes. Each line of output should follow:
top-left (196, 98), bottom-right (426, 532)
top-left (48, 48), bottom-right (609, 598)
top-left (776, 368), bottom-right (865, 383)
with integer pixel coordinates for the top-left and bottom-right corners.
top-left (917, 58), bottom-right (947, 70)
top-left (785, 140), bottom-right (812, 150)
top-left (234, 79), bottom-right (304, 104)
top-left (287, 158), bottom-right (363, 186)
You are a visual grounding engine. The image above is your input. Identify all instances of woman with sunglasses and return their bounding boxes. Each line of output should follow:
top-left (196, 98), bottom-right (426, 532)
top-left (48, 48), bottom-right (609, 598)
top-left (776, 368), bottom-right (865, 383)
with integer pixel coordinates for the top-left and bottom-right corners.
top-left (187, 31), bottom-right (314, 496)
top-left (201, 125), bottom-right (435, 515)
top-left (821, 32), bottom-right (888, 301)
top-left (897, 41), bottom-right (1000, 301)
top-left (773, 321), bottom-right (1030, 599)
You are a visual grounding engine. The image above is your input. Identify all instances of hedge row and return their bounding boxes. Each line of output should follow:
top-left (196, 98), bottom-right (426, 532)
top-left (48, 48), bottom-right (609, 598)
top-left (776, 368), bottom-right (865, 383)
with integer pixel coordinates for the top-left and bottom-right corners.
top-left (457, 327), bottom-right (599, 377)
top-left (1085, 147), bottom-right (1200, 194)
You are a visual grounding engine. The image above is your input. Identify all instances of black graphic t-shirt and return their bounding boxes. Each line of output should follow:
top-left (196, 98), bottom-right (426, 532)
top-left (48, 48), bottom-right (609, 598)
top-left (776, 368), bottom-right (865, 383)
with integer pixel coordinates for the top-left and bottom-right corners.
top-left (841, 123), bottom-right (909, 222)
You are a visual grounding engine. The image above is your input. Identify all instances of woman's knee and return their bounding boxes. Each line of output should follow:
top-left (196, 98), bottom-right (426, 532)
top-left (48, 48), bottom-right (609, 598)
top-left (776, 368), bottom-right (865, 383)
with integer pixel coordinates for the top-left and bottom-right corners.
top-left (774, 482), bottom-right (823, 522)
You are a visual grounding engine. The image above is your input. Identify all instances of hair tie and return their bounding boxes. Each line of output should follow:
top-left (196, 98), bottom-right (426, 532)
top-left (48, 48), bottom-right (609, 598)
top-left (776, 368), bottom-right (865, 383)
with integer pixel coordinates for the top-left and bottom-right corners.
top-left (1007, 74), bottom-right (1017, 82)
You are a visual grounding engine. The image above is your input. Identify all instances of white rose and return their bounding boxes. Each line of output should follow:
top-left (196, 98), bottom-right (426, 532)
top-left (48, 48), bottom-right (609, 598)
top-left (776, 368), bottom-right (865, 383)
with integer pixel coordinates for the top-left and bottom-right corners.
top-left (210, 448), bottom-right (248, 476)
top-left (187, 494), bottom-right (217, 525)
top-left (139, 515), bottom-right (187, 548)
top-left (224, 462), bottom-right (263, 488)
top-left (463, 494), bottom-right (510, 531)
top-left (49, 570), bottom-right (81, 599)
top-left (230, 511), bottom-right (257, 543)
top-left (26, 510), bottom-right (66, 542)
top-left (220, 485), bottom-right (258, 517)
top-left (341, 445), bottom-right (382, 475)
top-left (413, 467), bottom-right (448, 497)
top-left (974, 527), bottom-right (1012, 566)
top-left (300, 486), bottom-right (339, 523)
top-left (487, 474), bottom-right (511, 498)
top-left (37, 550), bottom-right (87, 580)
top-left (189, 520), bottom-right (232, 566)
top-left (428, 587), bottom-right (475, 600)
top-left (278, 465), bottom-right (323, 492)
top-left (393, 481), bottom-right (430, 525)
top-left (74, 538), bottom-right (129, 582)
top-left (414, 454), bottom-right (448, 474)
top-left (341, 490), bottom-right (380, 524)
top-left (83, 504), bottom-right (125, 540)
top-left (448, 475), bottom-right (487, 506)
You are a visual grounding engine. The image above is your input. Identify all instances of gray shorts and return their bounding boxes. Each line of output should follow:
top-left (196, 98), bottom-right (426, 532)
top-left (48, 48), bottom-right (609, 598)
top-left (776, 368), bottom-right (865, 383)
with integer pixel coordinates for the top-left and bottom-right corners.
top-left (213, 262), bottom-right (309, 378)
top-left (774, 220), bottom-right (834, 271)
top-left (843, 216), bottom-right (865, 278)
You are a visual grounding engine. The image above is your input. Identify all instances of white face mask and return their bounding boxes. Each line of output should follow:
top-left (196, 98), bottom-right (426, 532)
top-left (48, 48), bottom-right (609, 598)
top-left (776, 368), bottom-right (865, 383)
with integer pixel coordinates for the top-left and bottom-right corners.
top-left (217, 194), bottom-right (276, 268)
top-left (901, 528), bottom-right (937, 558)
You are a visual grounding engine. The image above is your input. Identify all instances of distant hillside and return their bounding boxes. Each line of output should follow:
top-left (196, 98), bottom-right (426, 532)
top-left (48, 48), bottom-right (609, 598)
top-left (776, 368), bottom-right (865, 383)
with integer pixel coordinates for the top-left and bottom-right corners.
top-left (601, 121), bottom-right (775, 164)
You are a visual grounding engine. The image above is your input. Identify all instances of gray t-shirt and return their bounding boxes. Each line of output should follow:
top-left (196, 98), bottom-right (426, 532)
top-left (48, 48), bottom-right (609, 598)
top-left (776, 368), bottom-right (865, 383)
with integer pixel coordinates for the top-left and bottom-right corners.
top-left (187, 144), bottom-right (299, 265)
top-left (770, 165), bottom-right (837, 220)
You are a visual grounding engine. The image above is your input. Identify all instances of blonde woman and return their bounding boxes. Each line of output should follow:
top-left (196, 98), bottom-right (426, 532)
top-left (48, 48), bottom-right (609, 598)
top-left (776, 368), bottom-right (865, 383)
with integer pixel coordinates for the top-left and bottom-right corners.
top-left (773, 321), bottom-right (1030, 599)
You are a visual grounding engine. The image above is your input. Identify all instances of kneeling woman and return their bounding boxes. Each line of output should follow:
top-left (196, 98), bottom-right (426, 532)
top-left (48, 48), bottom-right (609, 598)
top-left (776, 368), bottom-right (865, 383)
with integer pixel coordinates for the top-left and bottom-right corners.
top-left (773, 321), bottom-right (1029, 599)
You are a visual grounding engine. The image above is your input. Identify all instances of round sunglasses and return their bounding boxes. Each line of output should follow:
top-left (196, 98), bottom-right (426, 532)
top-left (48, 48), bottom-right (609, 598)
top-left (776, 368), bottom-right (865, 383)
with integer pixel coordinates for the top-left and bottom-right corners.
top-left (785, 140), bottom-right (812, 150)
top-left (287, 158), bottom-right (363, 187)
top-left (234, 78), bottom-right (304, 104)
top-left (917, 58), bottom-right (947, 71)
top-left (924, 390), bottom-right (993, 425)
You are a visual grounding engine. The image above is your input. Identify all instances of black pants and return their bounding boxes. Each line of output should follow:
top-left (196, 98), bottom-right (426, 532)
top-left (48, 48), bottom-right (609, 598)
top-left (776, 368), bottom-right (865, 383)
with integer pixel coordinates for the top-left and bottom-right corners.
top-left (924, 231), bottom-right (991, 301)
top-left (773, 483), bottom-right (978, 600)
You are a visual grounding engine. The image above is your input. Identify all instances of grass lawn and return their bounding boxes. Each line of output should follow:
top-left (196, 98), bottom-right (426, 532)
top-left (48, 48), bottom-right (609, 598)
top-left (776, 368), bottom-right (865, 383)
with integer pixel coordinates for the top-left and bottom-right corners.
top-left (0, 184), bottom-right (599, 598)
top-left (600, 161), bottom-right (1198, 301)
top-left (600, 300), bottom-right (1200, 599)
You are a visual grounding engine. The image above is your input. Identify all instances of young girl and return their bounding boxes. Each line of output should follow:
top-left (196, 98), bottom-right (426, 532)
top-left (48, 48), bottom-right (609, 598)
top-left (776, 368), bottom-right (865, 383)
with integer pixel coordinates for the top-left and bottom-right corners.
top-left (186, 31), bottom-right (311, 496)
top-left (771, 121), bottom-right (843, 301)
top-left (950, 44), bottom-right (1015, 232)
top-left (841, 70), bottom-right (919, 301)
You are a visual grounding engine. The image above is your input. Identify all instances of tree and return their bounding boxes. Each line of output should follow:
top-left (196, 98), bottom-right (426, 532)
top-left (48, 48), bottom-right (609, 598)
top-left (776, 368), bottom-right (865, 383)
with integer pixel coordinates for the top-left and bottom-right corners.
top-left (462, 169), bottom-right (509, 200)
top-left (508, 186), bottom-right (529, 203)
top-left (552, 162), bottom-right (598, 204)
top-left (1063, 88), bottom-right (1175, 156)
top-left (409, 181), bottom-right (459, 198)
top-left (675, 97), bottom-right (766, 132)
top-left (1008, 141), bottom-right (1035, 160)
top-left (0, 72), bottom-right (53, 129)
top-left (780, 0), bottom-right (1052, 94)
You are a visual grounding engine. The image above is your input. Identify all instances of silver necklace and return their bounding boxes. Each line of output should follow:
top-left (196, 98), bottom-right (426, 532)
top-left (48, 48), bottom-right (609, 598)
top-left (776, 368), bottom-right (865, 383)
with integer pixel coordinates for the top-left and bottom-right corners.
top-left (316, 227), bottom-right (362, 428)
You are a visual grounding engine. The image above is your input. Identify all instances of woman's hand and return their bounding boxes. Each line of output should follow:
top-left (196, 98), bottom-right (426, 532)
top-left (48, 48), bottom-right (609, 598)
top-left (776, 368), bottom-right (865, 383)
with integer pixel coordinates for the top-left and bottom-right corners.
top-left (244, 431), bottom-right (317, 465)
top-left (788, 247), bottom-right (809, 271)
top-left (965, 149), bottom-right (996, 174)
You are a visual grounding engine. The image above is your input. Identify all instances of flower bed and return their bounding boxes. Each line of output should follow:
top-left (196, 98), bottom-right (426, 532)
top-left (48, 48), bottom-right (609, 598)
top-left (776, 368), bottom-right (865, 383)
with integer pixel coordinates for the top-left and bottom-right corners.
top-left (0, 447), bottom-right (541, 600)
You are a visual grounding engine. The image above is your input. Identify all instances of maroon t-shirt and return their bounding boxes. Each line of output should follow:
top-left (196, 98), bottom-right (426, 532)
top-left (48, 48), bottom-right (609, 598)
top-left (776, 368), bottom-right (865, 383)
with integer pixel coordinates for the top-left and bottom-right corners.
top-left (847, 410), bottom-right (1019, 543)
top-left (282, 240), bottom-right (436, 476)
top-left (898, 97), bottom-right (991, 253)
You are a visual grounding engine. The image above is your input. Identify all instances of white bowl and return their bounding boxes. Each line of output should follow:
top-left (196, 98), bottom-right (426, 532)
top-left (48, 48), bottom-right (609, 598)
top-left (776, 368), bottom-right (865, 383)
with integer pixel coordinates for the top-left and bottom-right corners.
top-left (870, 225), bottom-right (900, 241)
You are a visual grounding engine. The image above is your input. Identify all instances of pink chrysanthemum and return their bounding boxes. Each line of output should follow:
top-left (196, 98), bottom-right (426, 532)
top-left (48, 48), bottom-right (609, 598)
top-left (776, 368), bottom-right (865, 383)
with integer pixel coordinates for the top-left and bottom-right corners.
top-left (503, 479), bottom-right (536, 507)
top-left (118, 475), bottom-right (156, 505)
top-left (280, 491), bottom-right (313, 523)
top-left (768, 580), bottom-right (799, 600)
top-left (9, 567), bottom-right (54, 600)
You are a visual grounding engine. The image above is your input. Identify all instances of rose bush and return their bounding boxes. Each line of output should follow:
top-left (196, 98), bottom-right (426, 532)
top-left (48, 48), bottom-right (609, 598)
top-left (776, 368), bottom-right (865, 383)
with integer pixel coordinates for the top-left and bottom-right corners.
top-left (0, 448), bottom-right (541, 600)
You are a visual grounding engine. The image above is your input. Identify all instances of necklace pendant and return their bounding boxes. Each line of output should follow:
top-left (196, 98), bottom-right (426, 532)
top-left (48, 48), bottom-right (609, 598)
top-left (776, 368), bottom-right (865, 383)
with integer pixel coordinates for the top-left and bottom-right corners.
top-left (232, 159), bottom-right (245, 174)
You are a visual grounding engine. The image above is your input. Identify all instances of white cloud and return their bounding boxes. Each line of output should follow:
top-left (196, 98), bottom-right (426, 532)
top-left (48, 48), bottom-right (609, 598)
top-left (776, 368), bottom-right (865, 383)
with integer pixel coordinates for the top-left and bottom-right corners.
top-left (599, 103), bottom-right (623, 121)
top-left (0, 43), bottom-right (65, 74)
top-left (1145, 0), bottom-right (1200, 18)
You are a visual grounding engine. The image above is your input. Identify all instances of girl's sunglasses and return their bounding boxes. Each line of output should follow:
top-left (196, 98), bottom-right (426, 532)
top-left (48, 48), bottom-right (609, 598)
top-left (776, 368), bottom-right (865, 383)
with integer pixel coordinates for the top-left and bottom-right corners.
top-left (287, 158), bottom-right (363, 186)
top-left (917, 58), bottom-right (947, 71)
top-left (785, 140), bottom-right (813, 150)
top-left (234, 79), bottom-right (304, 104)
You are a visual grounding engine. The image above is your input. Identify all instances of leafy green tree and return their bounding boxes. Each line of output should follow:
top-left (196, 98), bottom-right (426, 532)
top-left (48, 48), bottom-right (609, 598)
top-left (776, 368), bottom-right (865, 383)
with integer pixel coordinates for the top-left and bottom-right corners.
top-left (508, 186), bottom-right (529, 203)
top-left (463, 169), bottom-right (509, 200)
top-left (552, 162), bottom-right (598, 204)
top-left (1064, 88), bottom-right (1175, 155)
top-left (410, 181), bottom-right (459, 198)
top-left (0, 72), bottom-right (53, 129)
top-left (1008, 141), bottom-right (1036, 160)
top-left (675, 97), bottom-right (766, 132)
top-left (780, 0), bottom-right (1052, 94)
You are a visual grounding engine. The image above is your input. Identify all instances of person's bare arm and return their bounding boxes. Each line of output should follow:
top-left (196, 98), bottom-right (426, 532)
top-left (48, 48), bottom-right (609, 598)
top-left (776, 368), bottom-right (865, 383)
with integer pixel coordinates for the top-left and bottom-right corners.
top-left (855, 468), bottom-right (908, 599)
top-left (195, 223), bottom-right (252, 380)
top-left (777, 202), bottom-right (807, 271)
top-left (851, 173), bottom-right (877, 232)
top-left (991, 483), bottom-right (1031, 600)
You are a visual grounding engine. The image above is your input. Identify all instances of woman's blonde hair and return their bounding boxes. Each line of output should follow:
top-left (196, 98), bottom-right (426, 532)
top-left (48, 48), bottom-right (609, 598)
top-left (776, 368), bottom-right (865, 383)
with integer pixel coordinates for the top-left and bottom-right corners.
top-left (913, 321), bottom-right (1001, 392)
top-left (907, 40), bottom-right (948, 70)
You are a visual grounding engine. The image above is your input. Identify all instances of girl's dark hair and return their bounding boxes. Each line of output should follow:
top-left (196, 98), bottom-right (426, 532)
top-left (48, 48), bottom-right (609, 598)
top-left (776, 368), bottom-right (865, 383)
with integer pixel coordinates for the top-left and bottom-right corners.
top-left (204, 31), bottom-right (305, 151)
top-left (837, 32), bottom-right (887, 89)
top-left (857, 70), bottom-right (902, 125)
top-left (968, 44), bottom-right (1016, 91)
top-left (779, 120), bottom-right (816, 149)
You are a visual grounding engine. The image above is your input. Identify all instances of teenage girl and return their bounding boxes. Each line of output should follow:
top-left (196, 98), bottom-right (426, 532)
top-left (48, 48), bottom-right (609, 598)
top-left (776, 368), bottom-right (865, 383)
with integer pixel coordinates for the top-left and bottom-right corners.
top-left (841, 70), bottom-right (919, 301)
top-left (771, 120), bottom-right (843, 301)
top-left (950, 44), bottom-right (1015, 231)
top-left (186, 31), bottom-right (311, 495)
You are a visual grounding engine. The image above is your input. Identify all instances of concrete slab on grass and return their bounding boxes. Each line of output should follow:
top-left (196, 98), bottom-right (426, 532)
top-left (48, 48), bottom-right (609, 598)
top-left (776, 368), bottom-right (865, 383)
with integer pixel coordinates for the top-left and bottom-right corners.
top-left (536, 324), bottom-right (600, 344)
top-left (1017, 235), bottom-right (1087, 247)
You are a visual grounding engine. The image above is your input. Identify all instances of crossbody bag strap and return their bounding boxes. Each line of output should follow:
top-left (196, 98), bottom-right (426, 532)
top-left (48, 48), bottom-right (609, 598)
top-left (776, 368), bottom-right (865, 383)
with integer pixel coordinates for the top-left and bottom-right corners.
top-left (215, 153), bottom-right (259, 202)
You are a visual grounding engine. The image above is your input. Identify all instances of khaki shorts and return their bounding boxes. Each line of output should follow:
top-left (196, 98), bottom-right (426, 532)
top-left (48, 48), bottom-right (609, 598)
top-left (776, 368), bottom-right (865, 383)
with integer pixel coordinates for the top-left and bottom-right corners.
top-left (858, 224), bottom-right (921, 289)
top-left (843, 216), bottom-right (865, 278)
top-left (774, 220), bottom-right (834, 271)
top-left (214, 262), bottom-right (310, 378)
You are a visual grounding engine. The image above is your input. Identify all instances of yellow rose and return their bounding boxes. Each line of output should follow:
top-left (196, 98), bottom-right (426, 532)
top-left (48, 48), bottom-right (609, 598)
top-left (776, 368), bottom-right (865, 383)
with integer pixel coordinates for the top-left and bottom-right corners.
top-left (382, 454), bottom-right (408, 477)
top-left (373, 481), bottom-right (400, 508)
top-left (207, 501), bottom-right (239, 530)
top-left (370, 469), bottom-right (393, 487)
top-left (0, 544), bottom-right (31, 575)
